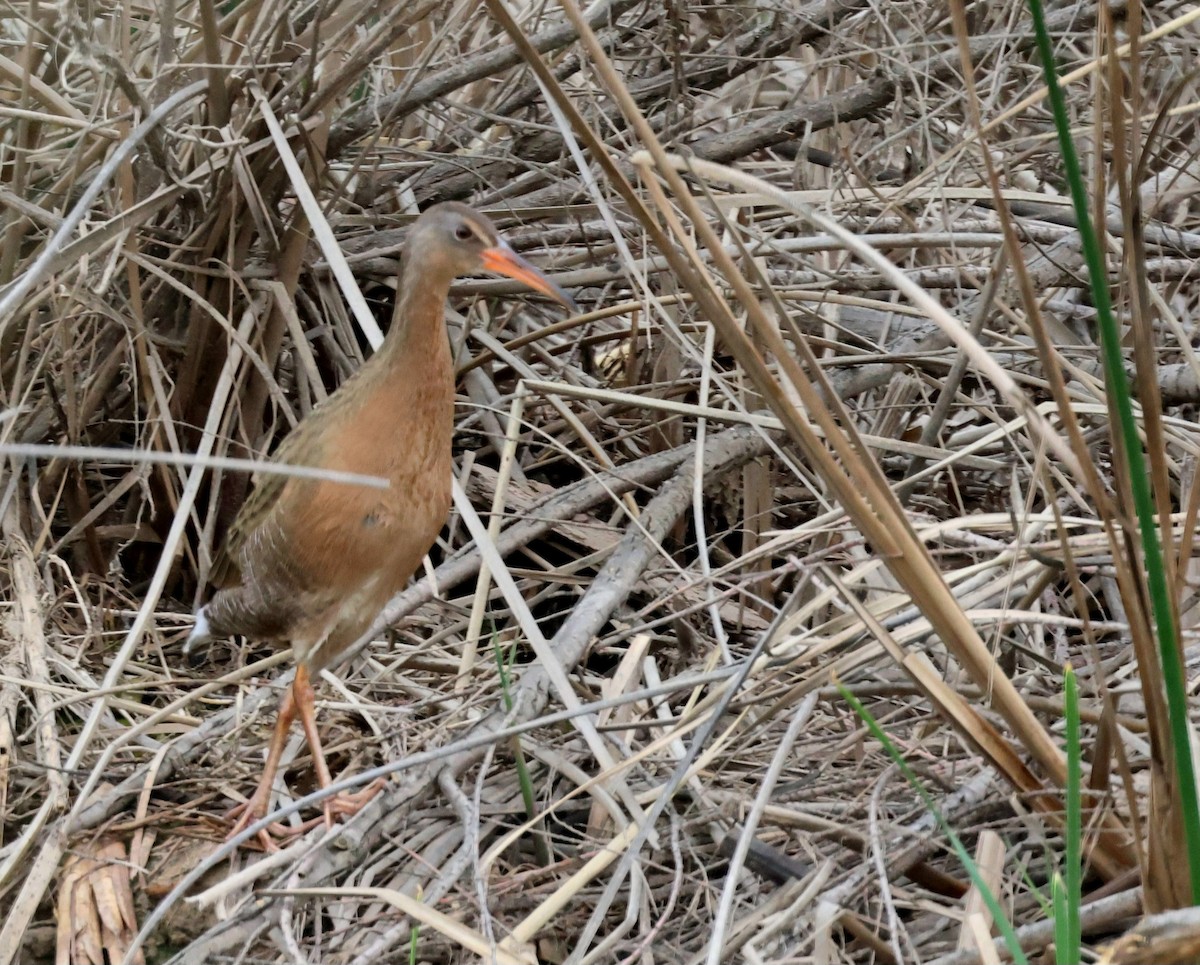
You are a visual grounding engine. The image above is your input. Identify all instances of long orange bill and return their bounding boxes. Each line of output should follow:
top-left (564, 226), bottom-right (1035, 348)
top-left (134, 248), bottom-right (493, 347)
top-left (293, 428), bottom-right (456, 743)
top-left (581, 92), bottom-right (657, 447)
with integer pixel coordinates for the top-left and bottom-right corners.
top-left (480, 241), bottom-right (576, 312)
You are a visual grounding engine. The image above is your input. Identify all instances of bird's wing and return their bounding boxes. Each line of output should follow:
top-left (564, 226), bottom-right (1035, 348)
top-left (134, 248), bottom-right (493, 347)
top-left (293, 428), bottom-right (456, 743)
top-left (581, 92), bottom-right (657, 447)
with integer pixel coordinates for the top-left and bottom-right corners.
top-left (208, 364), bottom-right (367, 589)
top-left (208, 470), bottom-right (286, 589)
top-left (208, 428), bottom-right (311, 589)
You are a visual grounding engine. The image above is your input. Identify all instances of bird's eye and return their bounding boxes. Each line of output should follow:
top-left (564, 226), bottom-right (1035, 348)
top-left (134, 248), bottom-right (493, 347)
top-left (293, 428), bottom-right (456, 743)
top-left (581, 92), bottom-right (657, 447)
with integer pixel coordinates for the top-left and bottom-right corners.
top-left (454, 222), bottom-right (473, 242)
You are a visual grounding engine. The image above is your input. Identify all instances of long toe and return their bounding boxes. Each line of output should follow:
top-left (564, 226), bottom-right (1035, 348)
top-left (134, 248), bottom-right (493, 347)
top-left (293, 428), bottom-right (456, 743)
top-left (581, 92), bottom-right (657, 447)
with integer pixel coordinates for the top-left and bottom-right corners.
top-left (328, 778), bottom-right (387, 817)
top-left (226, 799), bottom-right (294, 852)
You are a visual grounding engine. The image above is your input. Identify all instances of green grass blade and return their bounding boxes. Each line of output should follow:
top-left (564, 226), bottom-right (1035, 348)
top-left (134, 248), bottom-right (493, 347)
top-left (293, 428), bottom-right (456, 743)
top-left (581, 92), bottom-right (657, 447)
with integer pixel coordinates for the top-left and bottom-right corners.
top-left (1051, 873), bottom-right (1068, 963)
top-left (495, 637), bottom-right (536, 817)
top-left (1024, 0), bottom-right (1200, 901)
top-left (1062, 665), bottom-right (1082, 961)
top-left (838, 682), bottom-right (1028, 965)
top-left (494, 634), bottom-right (552, 866)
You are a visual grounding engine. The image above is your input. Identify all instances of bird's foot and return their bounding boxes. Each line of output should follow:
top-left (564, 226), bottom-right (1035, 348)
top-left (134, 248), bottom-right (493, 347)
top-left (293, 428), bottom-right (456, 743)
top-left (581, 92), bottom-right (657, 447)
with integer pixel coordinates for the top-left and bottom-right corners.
top-left (225, 797), bottom-right (297, 852)
top-left (224, 778), bottom-right (389, 848)
top-left (322, 778), bottom-right (387, 826)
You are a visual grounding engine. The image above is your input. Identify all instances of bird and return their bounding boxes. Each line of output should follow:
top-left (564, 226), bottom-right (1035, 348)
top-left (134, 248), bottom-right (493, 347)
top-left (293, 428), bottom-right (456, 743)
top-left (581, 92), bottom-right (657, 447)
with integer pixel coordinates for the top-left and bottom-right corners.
top-left (186, 202), bottom-right (575, 847)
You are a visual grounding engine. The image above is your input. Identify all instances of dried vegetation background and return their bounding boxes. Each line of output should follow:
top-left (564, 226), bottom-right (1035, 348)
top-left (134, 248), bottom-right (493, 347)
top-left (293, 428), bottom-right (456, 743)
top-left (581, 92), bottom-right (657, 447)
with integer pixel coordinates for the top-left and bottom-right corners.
top-left (2, 0), bottom-right (1200, 962)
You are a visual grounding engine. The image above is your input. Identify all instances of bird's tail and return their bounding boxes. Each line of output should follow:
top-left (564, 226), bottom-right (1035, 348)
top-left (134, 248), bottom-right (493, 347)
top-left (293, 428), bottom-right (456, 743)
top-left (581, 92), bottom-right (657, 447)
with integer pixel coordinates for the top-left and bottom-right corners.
top-left (183, 605), bottom-right (213, 656)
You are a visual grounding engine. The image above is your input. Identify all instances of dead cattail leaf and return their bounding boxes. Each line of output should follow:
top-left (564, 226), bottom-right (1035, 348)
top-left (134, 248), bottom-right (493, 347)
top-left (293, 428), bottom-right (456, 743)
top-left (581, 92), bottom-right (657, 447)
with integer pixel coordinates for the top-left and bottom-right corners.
top-left (55, 838), bottom-right (144, 965)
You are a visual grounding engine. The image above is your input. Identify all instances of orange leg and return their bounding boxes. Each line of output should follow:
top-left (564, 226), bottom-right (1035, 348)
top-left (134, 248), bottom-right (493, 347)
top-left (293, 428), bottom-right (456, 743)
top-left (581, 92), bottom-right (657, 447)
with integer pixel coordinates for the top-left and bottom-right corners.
top-left (292, 663), bottom-right (337, 829)
top-left (227, 681), bottom-right (298, 851)
top-left (227, 664), bottom-right (384, 849)
top-left (292, 663), bottom-right (386, 824)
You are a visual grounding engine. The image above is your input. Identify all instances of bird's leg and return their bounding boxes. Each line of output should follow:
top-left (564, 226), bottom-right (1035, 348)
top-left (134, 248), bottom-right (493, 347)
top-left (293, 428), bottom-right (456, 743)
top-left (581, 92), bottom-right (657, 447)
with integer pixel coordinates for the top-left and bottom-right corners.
top-left (292, 662), bottom-right (337, 830)
top-left (227, 681), bottom-right (298, 851)
top-left (293, 663), bottom-right (386, 827)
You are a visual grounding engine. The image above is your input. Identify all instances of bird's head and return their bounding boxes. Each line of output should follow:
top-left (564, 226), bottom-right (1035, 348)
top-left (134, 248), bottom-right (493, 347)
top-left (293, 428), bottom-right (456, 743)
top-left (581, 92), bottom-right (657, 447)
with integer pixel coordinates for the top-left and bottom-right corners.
top-left (410, 202), bottom-right (576, 311)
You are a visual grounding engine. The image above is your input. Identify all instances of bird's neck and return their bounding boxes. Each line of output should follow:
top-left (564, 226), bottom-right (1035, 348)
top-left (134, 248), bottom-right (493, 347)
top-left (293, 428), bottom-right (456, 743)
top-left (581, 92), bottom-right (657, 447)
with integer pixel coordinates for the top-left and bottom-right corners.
top-left (376, 261), bottom-right (454, 370)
